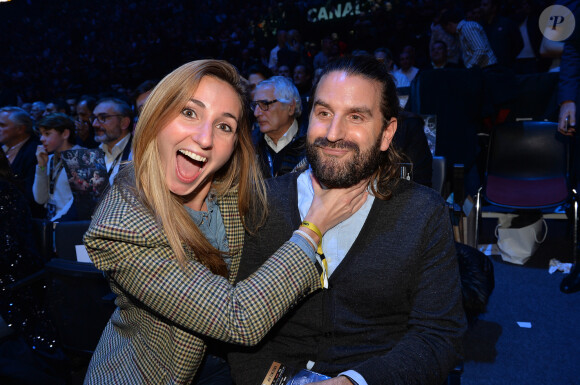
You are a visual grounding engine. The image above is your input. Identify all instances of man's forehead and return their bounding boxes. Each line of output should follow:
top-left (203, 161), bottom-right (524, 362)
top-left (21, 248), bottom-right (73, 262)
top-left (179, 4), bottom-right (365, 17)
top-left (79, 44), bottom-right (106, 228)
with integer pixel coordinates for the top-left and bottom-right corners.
top-left (94, 102), bottom-right (117, 112)
top-left (254, 85), bottom-right (275, 98)
top-left (315, 71), bottom-right (381, 102)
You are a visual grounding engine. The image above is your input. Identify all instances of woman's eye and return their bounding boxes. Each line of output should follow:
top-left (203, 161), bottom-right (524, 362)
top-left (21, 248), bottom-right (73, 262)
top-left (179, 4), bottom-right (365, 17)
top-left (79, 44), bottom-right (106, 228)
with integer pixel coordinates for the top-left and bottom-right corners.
top-left (217, 123), bottom-right (234, 133)
top-left (182, 108), bottom-right (197, 118)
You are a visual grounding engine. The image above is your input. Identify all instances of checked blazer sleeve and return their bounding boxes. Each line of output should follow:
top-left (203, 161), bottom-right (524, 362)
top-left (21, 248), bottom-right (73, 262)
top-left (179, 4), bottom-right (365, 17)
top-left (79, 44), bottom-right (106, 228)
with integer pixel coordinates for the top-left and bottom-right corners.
top-left (85, 184), bottom-right (321, 346)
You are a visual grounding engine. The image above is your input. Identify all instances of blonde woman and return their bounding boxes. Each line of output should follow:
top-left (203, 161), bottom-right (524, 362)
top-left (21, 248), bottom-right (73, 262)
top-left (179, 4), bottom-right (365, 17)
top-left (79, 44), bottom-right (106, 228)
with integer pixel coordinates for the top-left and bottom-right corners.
top-left (83, 60), bottom-right (367, 384)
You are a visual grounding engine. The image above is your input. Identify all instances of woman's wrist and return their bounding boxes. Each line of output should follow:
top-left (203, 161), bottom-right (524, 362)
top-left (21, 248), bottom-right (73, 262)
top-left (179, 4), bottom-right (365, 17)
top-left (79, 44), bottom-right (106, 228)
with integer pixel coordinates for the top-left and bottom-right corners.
top-left (299, 221), bottom-right (322, 247)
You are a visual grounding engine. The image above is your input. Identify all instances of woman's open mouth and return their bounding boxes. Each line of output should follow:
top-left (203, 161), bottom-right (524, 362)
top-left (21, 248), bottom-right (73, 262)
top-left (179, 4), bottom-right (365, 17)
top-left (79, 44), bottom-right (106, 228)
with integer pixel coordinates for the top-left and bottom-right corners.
top-left (176, 149), bottom-right (207, 183)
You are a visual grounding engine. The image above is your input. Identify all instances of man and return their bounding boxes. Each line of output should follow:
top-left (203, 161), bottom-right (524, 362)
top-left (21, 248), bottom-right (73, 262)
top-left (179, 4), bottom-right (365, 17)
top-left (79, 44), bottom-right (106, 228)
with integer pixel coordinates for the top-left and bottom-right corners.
top-left (480, 0), bottom-right (523, 68)
top-left (393, 48), bottom-right (420, 86)
top-left (29, 101), bottom-right (46, 122)
top-left (74, 95), bottom-right (99, 149)
top-left (0, 106), bottom-right (43, 217)
top-left (428, 40), bottom-right (458, 69)
top-left (441, 9), bottom-right (498, 69)
top-left (293, 64), bottom-right (313, 128)
top-left (252, 76), bottom-right (305, 178)
top-left (229, 55), bottom-right (466, 385)
top-left (269, 29), bottom-right (287, 71)
top-left (556, 0), bottom-right (580, 294)
top-left (374, 47), bottom-right (408, 89)
top-left (132, 79), bottom-right (158, 118)
top-left (42, 99), bottom-right (69, 117)
top-left (91, 97), bottom-right (133, 184)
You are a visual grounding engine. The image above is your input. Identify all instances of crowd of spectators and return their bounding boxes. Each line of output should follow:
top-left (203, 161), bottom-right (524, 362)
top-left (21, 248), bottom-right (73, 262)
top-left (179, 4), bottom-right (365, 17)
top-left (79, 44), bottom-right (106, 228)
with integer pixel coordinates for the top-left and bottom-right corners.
top-left (1, 0), bottom-right (556, 107)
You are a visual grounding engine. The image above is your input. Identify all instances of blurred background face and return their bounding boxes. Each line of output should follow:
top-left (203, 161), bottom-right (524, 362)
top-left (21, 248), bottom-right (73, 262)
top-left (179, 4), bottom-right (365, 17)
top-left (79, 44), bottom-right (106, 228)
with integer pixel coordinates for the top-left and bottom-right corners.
top-left (277, 65), bottom-right (291, 78)
top-left (430, 42), bottom-right (447, 65)
top-left (0, 112), bottom-right (24, 146)
top-left (248, 73), bottom-right (267, 98)
top-left (30, 102), bottom-right (45, 120)
top-left (293, 65), bottom-right (310, 89)
top-left (399, 52), bottom-right (411, 71)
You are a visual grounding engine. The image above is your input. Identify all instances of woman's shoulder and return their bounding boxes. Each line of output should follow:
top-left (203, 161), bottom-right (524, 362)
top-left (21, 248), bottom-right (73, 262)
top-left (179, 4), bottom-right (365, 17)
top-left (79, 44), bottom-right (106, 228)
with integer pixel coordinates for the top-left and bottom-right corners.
top-left (88, 184), bottom-right (160, 241)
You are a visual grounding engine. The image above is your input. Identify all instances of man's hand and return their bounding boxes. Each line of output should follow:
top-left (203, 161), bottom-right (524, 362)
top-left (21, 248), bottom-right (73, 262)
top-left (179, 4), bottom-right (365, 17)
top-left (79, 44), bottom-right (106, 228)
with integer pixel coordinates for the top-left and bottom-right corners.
top-left (312, 376), bottom-right (354, 385)
top-left (558, 101), bottom-right (576, 136)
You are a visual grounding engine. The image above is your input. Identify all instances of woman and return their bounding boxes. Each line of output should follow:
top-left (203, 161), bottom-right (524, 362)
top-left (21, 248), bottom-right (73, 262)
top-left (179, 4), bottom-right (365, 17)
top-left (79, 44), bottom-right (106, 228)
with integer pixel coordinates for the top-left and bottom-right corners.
top-left (33, 113), bottom-right (84, 221)
top-left (84, 60), bottom-right (367, 384)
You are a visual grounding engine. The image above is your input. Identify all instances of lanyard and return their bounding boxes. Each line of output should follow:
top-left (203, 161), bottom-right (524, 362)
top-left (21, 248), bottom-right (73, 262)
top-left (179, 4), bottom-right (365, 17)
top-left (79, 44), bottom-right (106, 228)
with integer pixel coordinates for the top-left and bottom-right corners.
top-left (49, 157), bottom-right (64, 195)
top-left (107, 151), bottom-right (123, 178)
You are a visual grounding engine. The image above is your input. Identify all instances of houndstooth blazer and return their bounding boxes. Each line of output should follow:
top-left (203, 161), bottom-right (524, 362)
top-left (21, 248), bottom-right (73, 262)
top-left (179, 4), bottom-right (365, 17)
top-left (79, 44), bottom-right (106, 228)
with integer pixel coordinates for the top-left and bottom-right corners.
top-left (83, 183), bottom-right (320, 385)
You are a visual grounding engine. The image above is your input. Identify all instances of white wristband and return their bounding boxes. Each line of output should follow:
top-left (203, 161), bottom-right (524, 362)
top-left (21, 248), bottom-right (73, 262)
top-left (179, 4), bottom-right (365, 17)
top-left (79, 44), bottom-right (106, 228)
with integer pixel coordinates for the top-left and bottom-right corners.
top-left (294, 229), bottom-right (317, 251)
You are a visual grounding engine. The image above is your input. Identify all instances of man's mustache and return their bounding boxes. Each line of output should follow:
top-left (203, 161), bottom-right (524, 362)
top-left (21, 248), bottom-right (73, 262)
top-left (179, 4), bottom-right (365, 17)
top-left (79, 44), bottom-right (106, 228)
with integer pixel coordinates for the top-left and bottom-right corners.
top-left (312, 137), bottom-right (359, 151)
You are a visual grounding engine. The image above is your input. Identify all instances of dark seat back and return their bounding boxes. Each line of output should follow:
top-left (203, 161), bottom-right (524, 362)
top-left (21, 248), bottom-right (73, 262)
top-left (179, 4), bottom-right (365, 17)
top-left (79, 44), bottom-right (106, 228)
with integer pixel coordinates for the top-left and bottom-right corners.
top-left (53, 220), bottom-right (92, 261)
top-left (484, 121), bottom-right (569, 208)
top-left (44, 258), bottom-right (115, 356)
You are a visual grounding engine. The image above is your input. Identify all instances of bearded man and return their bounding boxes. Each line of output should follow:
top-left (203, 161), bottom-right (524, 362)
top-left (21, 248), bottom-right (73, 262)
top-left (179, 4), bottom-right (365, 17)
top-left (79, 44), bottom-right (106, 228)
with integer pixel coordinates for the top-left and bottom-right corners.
top-left (227, 55), bottom-right (466, 385)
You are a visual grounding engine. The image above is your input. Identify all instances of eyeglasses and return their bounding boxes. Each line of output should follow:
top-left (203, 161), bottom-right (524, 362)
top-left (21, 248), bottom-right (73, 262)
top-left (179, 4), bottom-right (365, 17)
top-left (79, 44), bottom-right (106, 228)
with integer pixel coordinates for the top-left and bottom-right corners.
top-left (250, 99), bottom-right (278, 111)
top-left (90, 114), bottom-right (123, 124)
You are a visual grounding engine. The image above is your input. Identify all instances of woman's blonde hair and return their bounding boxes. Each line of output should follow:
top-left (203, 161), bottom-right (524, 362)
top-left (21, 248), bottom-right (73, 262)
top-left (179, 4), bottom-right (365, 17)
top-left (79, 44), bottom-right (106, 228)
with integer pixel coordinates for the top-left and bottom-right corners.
top-left (122, 59), bottom-right (267, 277)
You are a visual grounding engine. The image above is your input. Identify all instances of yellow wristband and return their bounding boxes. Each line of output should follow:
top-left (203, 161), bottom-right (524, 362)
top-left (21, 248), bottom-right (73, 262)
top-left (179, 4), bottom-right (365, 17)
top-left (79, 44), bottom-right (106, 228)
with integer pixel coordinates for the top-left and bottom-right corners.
top-left (300, 221), bottom-right (322, 242)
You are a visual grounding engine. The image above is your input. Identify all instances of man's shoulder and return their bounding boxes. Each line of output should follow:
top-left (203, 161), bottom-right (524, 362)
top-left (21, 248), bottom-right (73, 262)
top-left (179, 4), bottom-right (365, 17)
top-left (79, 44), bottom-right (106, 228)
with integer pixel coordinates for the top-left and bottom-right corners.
top-left (386, 179), bottom-right (445, 209)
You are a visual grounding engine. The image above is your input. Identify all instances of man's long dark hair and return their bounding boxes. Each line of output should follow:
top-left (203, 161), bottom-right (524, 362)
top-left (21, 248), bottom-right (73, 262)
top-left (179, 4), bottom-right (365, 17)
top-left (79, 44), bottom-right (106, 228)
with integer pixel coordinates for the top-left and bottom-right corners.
top-left (311, 55), bottom-right (405, 200)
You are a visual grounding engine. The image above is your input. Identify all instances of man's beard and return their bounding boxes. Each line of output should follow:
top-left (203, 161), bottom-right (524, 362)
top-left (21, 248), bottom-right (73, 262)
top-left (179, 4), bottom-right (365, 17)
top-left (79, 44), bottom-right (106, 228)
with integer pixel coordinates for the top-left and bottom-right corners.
top-left (306, 135), bottom-right (383, 188)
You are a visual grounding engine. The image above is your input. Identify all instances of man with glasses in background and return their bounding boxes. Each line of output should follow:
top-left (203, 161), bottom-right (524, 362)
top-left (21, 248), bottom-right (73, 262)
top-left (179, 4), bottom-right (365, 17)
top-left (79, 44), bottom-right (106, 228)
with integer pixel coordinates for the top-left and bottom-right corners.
top-left (252, 76), bottom-right (305, 178)
top-left (91, 97), bottom-right (133, 184)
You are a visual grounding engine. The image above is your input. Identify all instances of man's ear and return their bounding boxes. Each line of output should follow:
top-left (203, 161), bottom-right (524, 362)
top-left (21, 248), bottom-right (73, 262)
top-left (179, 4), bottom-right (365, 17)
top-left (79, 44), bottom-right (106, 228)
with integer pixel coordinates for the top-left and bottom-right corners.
top-left (121, 116), bottom-right (132, 131)
top-left (287, 100), bottom-right (296, 117)
top-left (380, 118), bottom-right (397, 151)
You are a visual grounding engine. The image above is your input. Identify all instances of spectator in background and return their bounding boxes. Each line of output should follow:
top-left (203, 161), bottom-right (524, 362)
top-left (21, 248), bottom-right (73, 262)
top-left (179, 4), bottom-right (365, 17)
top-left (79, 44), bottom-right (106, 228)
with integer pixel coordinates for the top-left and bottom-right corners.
top-left (557, 0), bottom-right (580, 294)
top-left (441, 9), bottom-right (498, 69)
top-left (277, 64), bottom-right (292, 78)
top-left (480, 0), bottom-right (524, 68)
top-left (313, 35), bottom-right (339, 70)
top-left (33, 113), bottom-right (84, 221)
top-left (246, 64), bottom-right (273, 98)
top-left (29, 101), bottom-right (46, 122)
top-left (42, 98), bottom-right (69, 117)
top-left (269, 29), bottom-right (287, 71)
top-left (91, 97), bottom-right (133, 184)
top-left (252, 76), bottom-right (305, 178)
top-left (133, 79), bottom-right (158, 118)
top-left (431, 9), bottom-right (462, 65)
top-left (374, 47), bottom-right (408, 88)
top-left (393, 48), bottom-right (420, 86)
top-left (428, 40), bottom-right (459, 69)
top-left (75, 95), bottom-right (99, 149)
top-left (513, 0), bottom-right (551, 74)
top-left (0, 106), bottom-right (44, 217)
top-left (277, 29), bottom-right (308, 71)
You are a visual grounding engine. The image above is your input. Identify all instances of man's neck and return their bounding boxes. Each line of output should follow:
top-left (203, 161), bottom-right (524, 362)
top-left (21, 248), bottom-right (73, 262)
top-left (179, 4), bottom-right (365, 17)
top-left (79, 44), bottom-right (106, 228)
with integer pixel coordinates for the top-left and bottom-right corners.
top-left (266, 121), bottom-right (293, 145)
top-left (103, 133), bottom-right (129, 152)
top-left (4, 135), bottom-right (29, 149)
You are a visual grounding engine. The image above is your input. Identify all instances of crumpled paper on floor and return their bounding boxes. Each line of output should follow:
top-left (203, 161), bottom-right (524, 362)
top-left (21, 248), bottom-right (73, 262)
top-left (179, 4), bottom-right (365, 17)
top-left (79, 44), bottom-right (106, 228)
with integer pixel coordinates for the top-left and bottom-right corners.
top-left (548, 258), bottom-right (573, 274)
